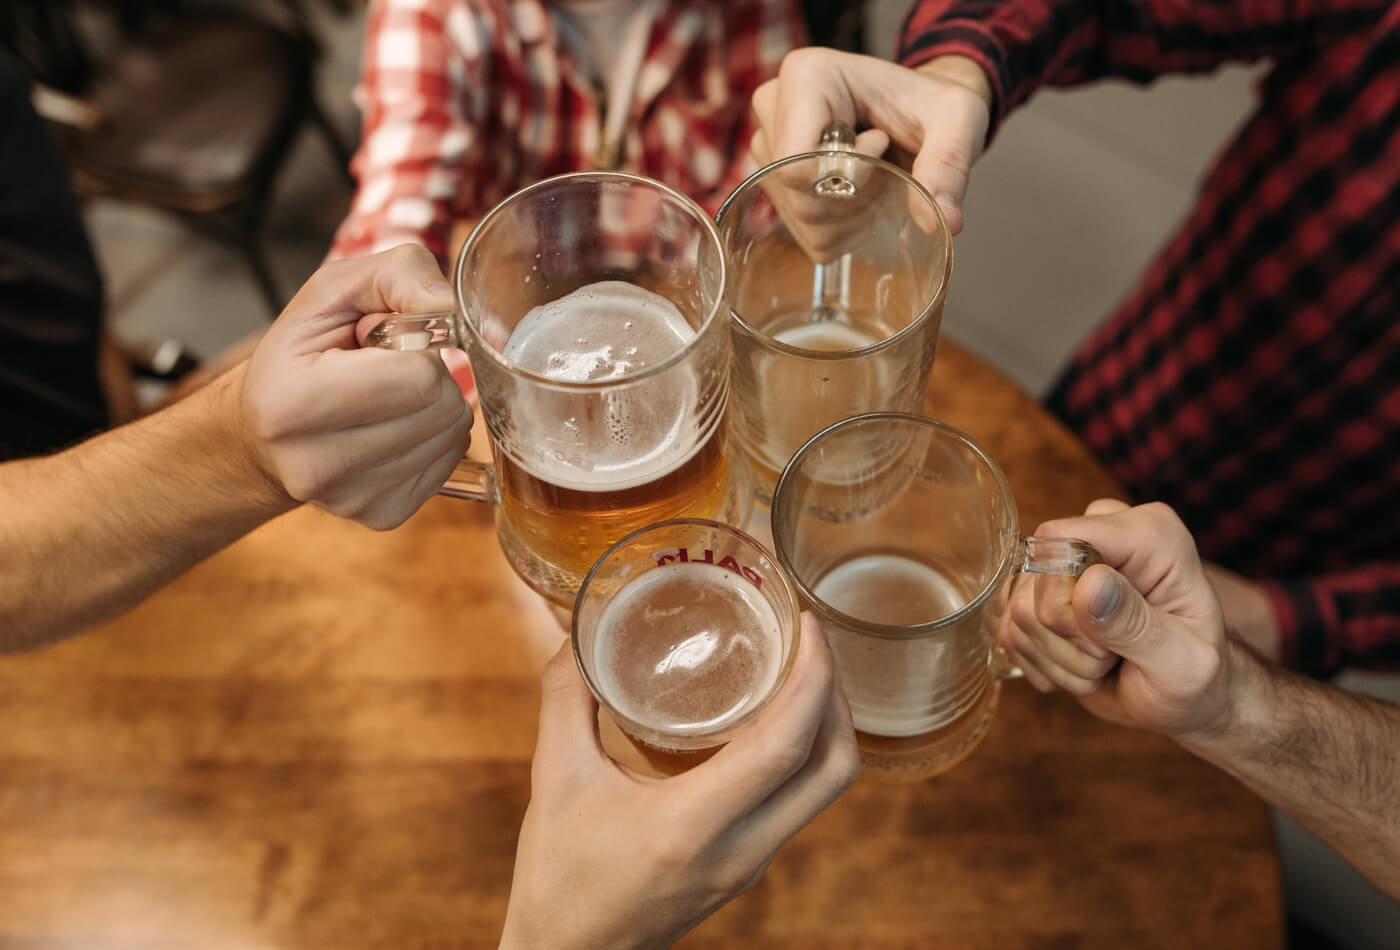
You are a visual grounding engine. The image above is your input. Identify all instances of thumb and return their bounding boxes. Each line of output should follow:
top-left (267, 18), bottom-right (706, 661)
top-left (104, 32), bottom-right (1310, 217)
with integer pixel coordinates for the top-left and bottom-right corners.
top-left (1072, 565), bottom-right (1198, 678)
top-left (533, 642), bottom-right (606, 789)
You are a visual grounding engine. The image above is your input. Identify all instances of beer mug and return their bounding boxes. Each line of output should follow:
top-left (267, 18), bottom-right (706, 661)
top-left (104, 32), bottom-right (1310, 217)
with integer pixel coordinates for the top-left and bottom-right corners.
top-left (770, 413), bottom-right (1101, 782)
top-left (367, 173), bottom-right (743, 608)
top-left (573, 518), bottom-right (802, 776)
top-left (715, 124), bottom-right (952, 505)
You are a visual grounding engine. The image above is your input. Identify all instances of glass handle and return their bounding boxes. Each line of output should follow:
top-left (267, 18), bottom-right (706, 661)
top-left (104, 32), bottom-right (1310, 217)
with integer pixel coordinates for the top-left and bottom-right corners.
top-left (992, 645), bottom-right (1024, 682)
top-left (814, 120), bottom-right (857, 196)
top-left (1018, 535), bottom-right (1103, 577)
top-left (995, 536), bottom-right (1104, 681)
top-left (442, 457), bottom-right (495, 504)
top-left (364, 310), bottom-right (466, 352)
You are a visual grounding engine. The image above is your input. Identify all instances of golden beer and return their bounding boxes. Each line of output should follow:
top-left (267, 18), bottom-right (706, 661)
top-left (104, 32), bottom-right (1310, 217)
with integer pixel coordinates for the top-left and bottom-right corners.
top-left (589, 560), bottom-right (785, 774)
top-left (494, 281), bottom-right (733, 604)
top-left (813, 551), bottom-right (998, 782)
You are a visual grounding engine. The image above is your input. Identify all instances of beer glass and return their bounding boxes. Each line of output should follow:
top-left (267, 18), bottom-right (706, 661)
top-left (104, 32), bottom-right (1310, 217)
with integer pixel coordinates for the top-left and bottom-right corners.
top-left (367, 173), bottom-right (743, 608)
top-left (573, 518), bottom-right (802, 776)
top-left (770, 413), bottom-right (1101, 782)
top-left (715, 124), bottom-right (952, 505)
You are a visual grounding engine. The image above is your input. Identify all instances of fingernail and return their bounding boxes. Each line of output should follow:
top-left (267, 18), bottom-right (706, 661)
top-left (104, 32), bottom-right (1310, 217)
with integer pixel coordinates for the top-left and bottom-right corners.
top-left (802, 612), bottom-right (828, 646)
top-left (933, 193), bottom-right (959, 213)
top-left (425, 279), bottom-right (453, 296)
top-left (1071, 637), bottom-right (1110, 660)
top-left (1089, 574), bottom-right (1121, 622)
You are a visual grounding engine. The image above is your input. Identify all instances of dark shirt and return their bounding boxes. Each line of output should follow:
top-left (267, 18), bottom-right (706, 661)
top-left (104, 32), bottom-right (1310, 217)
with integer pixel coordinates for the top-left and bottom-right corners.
top-left (899, 0), bottom-right (1400, 676)
top-left (0, 49), bottom-right (109, 460)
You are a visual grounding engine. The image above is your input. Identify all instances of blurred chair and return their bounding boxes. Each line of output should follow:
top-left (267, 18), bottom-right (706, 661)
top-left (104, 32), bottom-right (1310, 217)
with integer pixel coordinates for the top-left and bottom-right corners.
top-left (1, 0), bottom-right (354, 317)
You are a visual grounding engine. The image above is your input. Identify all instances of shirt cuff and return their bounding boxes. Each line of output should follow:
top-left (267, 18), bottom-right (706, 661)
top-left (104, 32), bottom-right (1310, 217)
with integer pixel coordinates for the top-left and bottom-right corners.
top-left (1258, 576), bottom-right (1338, 679)
top-left (896, 25), bottom-right (1010, 140)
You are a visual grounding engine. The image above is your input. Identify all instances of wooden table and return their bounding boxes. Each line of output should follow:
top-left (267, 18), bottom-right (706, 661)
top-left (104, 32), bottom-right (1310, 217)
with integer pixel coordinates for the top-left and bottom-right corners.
top-left (0, 341), bottom-right (1284, 948)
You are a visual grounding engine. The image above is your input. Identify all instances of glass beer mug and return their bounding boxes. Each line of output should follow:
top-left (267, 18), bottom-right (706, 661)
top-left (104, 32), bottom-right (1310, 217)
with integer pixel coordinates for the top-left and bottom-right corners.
top-left (770, 412), bottom-right (1102, 781)
top-left (715, 123), bottom-right (953, 505)
top-left (572, 518), bottom-right (802, 777)
top-left (368, 173), bottom-right (744, 608)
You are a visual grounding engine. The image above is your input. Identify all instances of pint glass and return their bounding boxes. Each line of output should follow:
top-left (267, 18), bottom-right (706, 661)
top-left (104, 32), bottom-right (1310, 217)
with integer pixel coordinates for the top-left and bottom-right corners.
top-left (716, 125), bottom-right (952, 504)
top-left (771, 413), bottom-right (1101, 781)
top-left (368, 173), bottom-right (743, 607)
top-left (573, 519), bottom-right (802, 776)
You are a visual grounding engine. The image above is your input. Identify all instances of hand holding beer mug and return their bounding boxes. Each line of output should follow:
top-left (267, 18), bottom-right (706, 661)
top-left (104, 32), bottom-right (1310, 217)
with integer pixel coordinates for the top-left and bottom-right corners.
top-left (716, 128), bottom-right (952, 505)
top-left (500, 629), bottom-right (858, 950)
top-left (771, 413), bottom-right (1102, 781)
top-left (366, 173), bottom-right (744, 607)
top-left (572, 519), bottom-right (802, 776)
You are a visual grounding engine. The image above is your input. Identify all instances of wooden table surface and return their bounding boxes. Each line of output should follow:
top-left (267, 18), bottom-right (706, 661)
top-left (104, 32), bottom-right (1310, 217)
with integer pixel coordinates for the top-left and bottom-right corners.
top-left (0, 341), bottom-right (1283, 948)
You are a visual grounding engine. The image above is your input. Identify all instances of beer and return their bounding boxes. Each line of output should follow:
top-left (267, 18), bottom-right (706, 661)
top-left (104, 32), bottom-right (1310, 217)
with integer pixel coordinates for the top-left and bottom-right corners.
top-left (592, 560), bottom-right (784, 774)
top-left (738, 307), bottom-right (900, 493)
top-left (814, 551), bottom-right (997, 778)
top-left (496, 282), bottom-right (731, 602)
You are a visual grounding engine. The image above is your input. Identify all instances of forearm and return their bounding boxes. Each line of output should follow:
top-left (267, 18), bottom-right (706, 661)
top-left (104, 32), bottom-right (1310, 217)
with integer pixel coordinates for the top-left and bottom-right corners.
top-left (1182, 640), bottom-right (1400, 898)
top-left (897, 0), bottom-right (1391, 130)
top-left (0, 365), bottom-right (294, 651)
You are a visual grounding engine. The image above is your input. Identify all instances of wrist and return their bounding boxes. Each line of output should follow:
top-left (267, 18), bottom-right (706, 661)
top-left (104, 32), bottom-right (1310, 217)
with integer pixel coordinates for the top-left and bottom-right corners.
top-left (1176, 638), bottom-right (1274, 760)
top-left (915, 55), bottom-right (993, 108)
top-left (211, 363), bottom-right (297, 518)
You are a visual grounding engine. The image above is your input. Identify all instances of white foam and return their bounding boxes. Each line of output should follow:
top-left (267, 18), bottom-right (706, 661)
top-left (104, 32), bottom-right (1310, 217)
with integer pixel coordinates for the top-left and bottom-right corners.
top-left (594, 562), bottom-right (783, 734)
top-left (815, 554), bottom-right (974, 737)
top-left (501, 281), bottom-right (708, 492)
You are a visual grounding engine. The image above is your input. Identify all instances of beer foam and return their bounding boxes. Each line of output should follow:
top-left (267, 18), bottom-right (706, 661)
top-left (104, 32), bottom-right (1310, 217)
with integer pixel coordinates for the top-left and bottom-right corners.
top-left (814, 553), bottom-right (967, 626)
top-left (501, 281), bottom-right (708, 492)
top-left (772, 320), bottom-right (883, 351)
top-left (505, 281), bottom-right (694, 381)
top-left (594, 562), bottom-right (783, 735)
top-left (815, 553), bottom-right (973, 737)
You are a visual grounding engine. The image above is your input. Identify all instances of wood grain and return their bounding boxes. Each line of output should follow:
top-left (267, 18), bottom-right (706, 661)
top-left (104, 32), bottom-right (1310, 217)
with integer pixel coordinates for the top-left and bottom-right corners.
top-left (0, 341), bottom-right (1283, 948)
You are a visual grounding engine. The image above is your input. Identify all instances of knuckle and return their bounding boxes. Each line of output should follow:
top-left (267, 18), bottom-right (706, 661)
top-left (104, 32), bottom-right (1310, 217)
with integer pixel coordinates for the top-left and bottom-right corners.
top-left (765, 739), bottom-right (812, 782)
top-left (403, 357), bottom-right (447, 411)
top-left (779, 47), bottom-right (826, 80)
top-left (830, 741), bottom-right (863, 790)
top-left (1008, 588), bottom-right (1040, 633)
top-left (539, 650), bottom-right (579, 695)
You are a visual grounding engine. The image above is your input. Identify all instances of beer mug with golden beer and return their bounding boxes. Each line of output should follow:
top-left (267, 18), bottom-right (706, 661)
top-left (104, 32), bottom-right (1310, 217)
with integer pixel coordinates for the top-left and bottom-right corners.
top-left (770, 413), bottom-right (1101, 782)
top-left (573, 519), bottom-right (802, 776)
top-left (715, 124), bottom-right (952, 505)
top-left (368, 173), bottom-right (744, 608)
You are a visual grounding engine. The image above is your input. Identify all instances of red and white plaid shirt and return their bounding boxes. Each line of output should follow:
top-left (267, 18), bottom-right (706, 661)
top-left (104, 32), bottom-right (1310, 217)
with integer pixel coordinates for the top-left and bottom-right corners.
top-left (330, 0), bottom-right (805, 269)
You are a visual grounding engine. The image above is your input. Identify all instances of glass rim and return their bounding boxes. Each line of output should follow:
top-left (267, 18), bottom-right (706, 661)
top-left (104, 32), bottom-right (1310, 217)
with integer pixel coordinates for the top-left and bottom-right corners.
top-left (715, 150), bottom-right (953, 361)
top-left (452, 171), bottom-right (729, 391)
top-left (770, 411), bottom-right (1020, 640)
top-left (571, 517), bottom-right (803, 745)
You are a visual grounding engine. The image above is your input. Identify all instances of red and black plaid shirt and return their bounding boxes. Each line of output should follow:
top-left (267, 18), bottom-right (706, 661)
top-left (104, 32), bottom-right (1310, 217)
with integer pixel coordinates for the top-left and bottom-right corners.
top-left (331, 0), bottom-right (804, 269)
top-left (900, 0), bottom-right (1400, 677)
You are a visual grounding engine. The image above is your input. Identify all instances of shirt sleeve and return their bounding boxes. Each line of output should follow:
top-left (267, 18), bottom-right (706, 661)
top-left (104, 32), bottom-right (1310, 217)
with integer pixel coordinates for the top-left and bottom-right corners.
top-left (329, 0), bottom-right (488, 269)
top-left (1262, 564), bottom-right (1400, 678)
top-left (711, 0), bottom-right (807, 204)
top-left (895, 0), bottom-right (1393, 137)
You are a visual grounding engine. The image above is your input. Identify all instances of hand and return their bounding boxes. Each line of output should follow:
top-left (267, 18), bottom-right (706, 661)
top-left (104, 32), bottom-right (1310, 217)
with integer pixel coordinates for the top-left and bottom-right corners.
top-left (999, 499), bottom-right (1238, 740)
top-left (500, 615), bottom-right (860, 950)
top-left (749, 49), bottom-right (992, 235)
top-left (239, 245), bottom-right (473, 530)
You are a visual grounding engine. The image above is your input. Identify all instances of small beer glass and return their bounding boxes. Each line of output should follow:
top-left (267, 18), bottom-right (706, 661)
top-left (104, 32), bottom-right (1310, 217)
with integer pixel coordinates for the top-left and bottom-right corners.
top-left (573, 519), bottom-right (802, 776)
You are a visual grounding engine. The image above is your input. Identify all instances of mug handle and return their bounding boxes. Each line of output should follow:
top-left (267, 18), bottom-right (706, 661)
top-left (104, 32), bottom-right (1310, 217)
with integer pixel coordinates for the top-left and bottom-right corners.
top-left (993, 535), bottom-right (1104, 681)
top-left (364, 310), bottom-right (466, 351)
top-left (363, 310), bottom-right (494, 504)
top-left (811, 121), bottom-right (858, 313)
